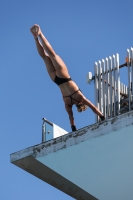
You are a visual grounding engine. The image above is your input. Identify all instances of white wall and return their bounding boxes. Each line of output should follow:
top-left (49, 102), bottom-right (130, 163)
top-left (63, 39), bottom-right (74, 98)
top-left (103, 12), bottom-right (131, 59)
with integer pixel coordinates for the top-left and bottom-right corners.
top-left (37, 124), bottom-right (133, 200)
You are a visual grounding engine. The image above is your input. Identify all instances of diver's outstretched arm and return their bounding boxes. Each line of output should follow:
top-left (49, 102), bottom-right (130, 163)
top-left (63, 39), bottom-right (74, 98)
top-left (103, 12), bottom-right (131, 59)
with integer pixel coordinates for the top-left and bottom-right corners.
top-left (65, 104), bottom-right (77, 132)
top-left (82, 97), bottom-right (105, 120)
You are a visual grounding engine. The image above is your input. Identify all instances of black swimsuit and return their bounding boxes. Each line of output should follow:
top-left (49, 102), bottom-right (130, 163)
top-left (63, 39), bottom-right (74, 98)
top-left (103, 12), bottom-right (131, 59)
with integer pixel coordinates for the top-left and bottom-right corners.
top-left (54, 75), bottom-right (72, 85)
top-left (54, 75), bottom-right (81, 105)
top-left (63, 89), bottom-right (81, 105)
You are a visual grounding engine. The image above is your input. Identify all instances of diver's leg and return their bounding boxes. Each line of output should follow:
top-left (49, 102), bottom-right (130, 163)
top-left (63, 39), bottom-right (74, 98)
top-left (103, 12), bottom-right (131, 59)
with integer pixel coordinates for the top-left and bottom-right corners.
top-left (33, 37), bottom-right (56, 81)
top-left (39, 31), bottom-right (68, 75)
top-left (30, 24), bottom-right (55, 57)
top-left (34, 37), bottom-right (46, 58)
top-left (30, 25), bottom-right (69, 76)
top-left (42, 54), bottom-right (56, 81)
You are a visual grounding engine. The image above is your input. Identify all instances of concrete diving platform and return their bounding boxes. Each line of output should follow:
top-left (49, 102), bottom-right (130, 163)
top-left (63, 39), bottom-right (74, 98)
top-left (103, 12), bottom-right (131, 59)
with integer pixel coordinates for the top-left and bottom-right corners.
top-left (10, 111), bottom-right (133, 200)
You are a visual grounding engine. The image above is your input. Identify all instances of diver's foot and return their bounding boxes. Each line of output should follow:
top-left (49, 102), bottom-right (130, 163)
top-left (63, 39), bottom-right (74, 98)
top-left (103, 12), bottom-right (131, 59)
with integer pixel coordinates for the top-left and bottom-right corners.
top-left (30, 24), bottom-right (41, 38)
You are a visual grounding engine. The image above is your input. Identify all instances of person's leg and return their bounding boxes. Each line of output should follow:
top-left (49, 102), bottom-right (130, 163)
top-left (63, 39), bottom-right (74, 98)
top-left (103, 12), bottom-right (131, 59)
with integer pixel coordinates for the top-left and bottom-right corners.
top-left (34, 37), bottom-right (56, 81)
top-left (34, 37), bottom-right (47, 58)
top-left (39, 32), bottom-right (69, 77)
top-left (30, 25), bottom-right (69, 77)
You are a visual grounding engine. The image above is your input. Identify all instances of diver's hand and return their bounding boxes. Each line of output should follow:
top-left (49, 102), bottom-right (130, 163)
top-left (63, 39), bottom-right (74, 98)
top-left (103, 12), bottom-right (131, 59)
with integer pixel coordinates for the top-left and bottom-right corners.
top-left (71, 125), bottom-right (77, 132)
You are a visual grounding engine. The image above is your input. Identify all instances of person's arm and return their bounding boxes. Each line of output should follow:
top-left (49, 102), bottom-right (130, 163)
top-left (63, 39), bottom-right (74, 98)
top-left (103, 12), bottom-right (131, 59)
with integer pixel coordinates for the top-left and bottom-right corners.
top-left (65, 104), bottom-right (77, 132)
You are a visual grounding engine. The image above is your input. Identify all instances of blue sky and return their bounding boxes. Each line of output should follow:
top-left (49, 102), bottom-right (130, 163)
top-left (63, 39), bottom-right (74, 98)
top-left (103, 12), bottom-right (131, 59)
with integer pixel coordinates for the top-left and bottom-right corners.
top-left (1, 0), bottom-right (133, 199)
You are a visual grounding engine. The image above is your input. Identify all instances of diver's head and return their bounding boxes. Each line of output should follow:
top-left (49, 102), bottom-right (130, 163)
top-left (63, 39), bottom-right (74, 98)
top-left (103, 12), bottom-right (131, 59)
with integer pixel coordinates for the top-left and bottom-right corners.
top-left (76, 103), bottom-right (88, 112)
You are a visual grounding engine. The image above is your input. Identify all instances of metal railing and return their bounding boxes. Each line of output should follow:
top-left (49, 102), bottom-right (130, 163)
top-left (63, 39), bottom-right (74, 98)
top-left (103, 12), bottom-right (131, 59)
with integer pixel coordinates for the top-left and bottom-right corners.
top-left (42, 118), bottom-right (53, 142)
top-left (93, 47), bottom-right (133, 122)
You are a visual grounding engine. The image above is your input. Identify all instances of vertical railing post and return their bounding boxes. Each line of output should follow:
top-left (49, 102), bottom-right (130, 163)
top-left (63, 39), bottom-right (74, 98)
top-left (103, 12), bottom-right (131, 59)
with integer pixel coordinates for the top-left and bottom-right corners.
top-left (113, 55), bottom-right (116, 117)
top-left (123, 84), bottom-right (125, 94)
top-left (94, 62), bottom-right (98, 122)
top-left (101, 63), bottom-right (103, 114)
top-left (126, 86), bottom-right (128, 96)
top-left (123, 83), bottom-right (125, 95)
top-left (120, 83), bottom-right (122, 99)
top-left (42, 118), bottom-right (46, 142)
top-left (105, 58), bottom-right (109, 119)
top-left (109, 56), bottom-right (113, 118)
top-left (98, 61), bottom-right (102, 113)
top-left (127, 49), bottom-right (131, 111)
top-left (112, 76), bottom-right (114, 116)
top-left (108, 60), bottom-right (110, 117)
top-left (131, 48), bottom-right (133, 104)
top-left (102, 59), bottom-right (106, 118)
top-left (116, 53), bottom-right (120, 115)
top-left (121, 83), bottom-right (123, 95)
